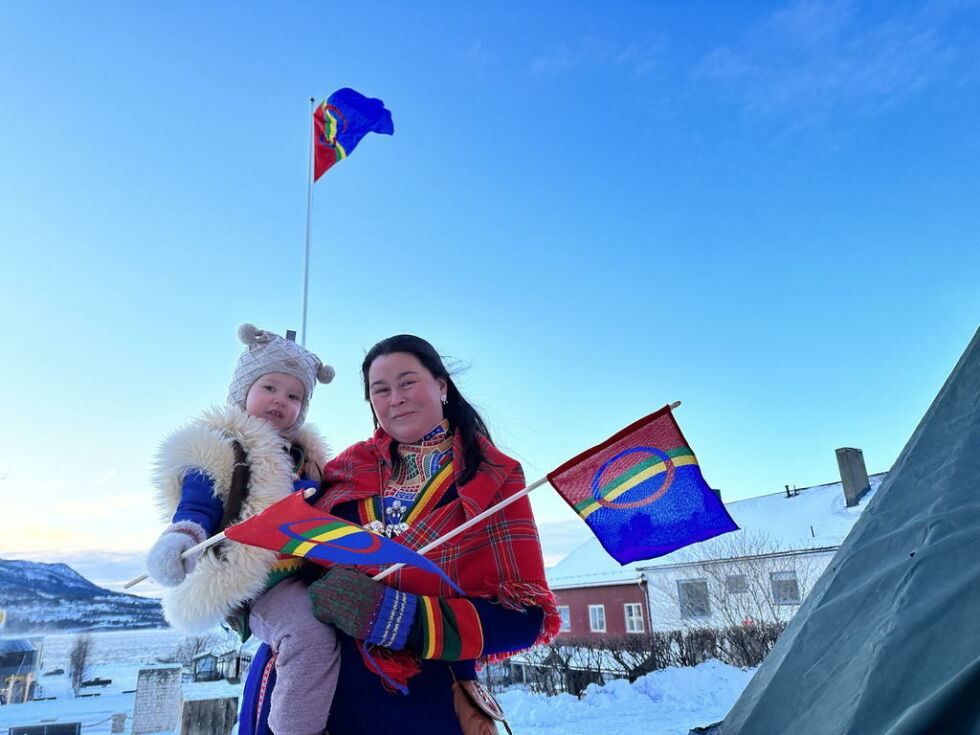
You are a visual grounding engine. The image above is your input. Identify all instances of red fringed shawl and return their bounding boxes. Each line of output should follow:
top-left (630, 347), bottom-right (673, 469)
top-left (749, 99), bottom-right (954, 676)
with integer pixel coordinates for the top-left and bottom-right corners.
top-left (316, 428), bottom-right (560, 683)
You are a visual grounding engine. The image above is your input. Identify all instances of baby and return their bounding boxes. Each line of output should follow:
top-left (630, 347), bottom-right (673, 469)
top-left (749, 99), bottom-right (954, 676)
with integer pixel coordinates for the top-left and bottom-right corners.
top-left (147, 323), bottom-right (338, 735)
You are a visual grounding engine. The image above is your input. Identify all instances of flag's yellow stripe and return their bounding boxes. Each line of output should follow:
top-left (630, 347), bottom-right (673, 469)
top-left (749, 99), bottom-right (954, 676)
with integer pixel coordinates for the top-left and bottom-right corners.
top-left (580, 454), bottom-right (698, 520)
top-left (292, 525), bottom-right (363, 557)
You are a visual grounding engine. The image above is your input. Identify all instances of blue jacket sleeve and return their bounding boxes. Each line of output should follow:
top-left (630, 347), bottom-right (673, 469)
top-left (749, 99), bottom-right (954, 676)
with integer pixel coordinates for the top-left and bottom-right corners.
top-left (404, 596), bottom-right (544, 659)
top-left (472, 598), bottom-right (544, 655)
top-left (171, 470), bottom-right (225, 536)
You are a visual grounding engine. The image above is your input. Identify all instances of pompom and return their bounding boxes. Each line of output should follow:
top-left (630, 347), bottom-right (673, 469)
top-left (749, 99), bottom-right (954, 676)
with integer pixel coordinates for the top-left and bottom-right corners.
top-left (317, 363), bottom-right (336, 384)
top-left (237, 323), bottom-right (261, 345)
top-left (238, 323), bottom-right (274, 346)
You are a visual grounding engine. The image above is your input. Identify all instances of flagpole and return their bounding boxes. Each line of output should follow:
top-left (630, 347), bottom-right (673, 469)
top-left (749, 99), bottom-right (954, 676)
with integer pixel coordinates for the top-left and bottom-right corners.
top-left (301, 97), bottom-right (315, 346)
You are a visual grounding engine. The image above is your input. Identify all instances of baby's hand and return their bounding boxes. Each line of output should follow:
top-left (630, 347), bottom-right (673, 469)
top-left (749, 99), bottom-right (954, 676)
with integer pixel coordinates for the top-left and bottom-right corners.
top-left (146, 521), bottom-right (207, 586)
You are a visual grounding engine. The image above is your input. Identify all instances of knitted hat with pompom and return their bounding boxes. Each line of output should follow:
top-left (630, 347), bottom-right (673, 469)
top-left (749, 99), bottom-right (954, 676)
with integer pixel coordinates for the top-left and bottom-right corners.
top-left (227, 323), bottom-right (335, 438)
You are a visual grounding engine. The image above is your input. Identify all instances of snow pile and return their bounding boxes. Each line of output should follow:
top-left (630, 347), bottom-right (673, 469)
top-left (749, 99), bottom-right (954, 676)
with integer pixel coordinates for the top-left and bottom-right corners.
top-left (501, 659), bottom-right (754, 734)
top-left (3, 630), bottom-right (756, 735)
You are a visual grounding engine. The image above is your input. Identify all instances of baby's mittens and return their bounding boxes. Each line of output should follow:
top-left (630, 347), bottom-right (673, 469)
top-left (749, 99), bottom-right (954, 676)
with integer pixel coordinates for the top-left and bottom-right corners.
top-left (146, 521), bottom-right (208, 586)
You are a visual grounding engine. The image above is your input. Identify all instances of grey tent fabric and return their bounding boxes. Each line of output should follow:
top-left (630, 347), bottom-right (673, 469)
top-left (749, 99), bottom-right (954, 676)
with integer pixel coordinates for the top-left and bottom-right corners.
top-left (717, 327), bottom-right (980, 735)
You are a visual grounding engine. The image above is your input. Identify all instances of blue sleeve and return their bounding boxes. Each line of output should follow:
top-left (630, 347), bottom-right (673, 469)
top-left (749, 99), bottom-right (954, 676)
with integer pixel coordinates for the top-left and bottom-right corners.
top-left (471, 598), bottom-right (544, 655)
top-left (404, 596), bottom-right (544, 658)
top-left (171, 470), bottom-right (224, 535)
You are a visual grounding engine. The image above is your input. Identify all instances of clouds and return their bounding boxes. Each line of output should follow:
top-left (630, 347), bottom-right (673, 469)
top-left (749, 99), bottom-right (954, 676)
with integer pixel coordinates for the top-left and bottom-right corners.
top-left (530, 36), bottom-right (666, 77)
top-left (693, 0), bottom-right (980, 129)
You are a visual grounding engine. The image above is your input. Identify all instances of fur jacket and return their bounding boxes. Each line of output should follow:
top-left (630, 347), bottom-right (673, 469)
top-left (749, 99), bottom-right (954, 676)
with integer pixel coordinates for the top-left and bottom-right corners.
top-left (152, 404), bottom-right (329, 633)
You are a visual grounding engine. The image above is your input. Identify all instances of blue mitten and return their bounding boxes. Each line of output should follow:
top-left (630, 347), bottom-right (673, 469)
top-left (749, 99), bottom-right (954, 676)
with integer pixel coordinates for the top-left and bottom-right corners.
top-left (146, 521), bottom-right (207, 586)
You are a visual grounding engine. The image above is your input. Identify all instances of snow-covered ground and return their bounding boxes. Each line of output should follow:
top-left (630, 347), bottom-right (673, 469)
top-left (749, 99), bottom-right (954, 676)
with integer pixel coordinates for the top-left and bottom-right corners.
top-left (0, 630), bottom-right (753, 734)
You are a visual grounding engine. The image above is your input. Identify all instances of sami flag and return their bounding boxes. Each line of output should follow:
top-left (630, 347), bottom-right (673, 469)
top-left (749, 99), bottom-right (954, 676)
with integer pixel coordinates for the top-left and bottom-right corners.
top-left (547, 405), bottom-right (738, 565)
top-left (224, 491), bottom-right (462, 593)
top-left (313, 88), bottom-right (394, 181)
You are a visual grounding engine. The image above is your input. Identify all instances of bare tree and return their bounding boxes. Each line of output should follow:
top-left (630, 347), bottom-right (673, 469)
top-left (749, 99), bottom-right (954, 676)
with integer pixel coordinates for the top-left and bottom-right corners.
top-left (169, 630), bottom-right (239, 667)
top-left (648, 530), bottom-right (827, 633)
top-left (69, 634), bottom-right (93, 696)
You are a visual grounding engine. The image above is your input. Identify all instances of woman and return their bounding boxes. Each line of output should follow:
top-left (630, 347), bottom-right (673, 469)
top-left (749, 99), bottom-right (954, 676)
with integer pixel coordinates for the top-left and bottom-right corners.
top-left (240, 335), bottom-right (559, 735)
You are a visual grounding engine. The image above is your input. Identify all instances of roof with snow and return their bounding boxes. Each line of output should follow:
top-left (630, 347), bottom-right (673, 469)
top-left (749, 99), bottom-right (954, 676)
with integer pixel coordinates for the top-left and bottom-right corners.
top-left (0, 638), bottom-right (37, 655)
top-left (546, 472), bottom-right (886, 589)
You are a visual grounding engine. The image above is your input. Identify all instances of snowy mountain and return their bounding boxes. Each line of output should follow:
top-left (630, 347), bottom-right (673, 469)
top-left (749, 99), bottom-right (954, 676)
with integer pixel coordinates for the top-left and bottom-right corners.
top-left (0, 558), bottom-right (165, 633)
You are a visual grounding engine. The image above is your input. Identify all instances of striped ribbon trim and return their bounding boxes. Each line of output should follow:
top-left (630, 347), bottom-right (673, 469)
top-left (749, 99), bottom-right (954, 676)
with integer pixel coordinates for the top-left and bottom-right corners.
top-left (419, 596), bottom-right (483, 661)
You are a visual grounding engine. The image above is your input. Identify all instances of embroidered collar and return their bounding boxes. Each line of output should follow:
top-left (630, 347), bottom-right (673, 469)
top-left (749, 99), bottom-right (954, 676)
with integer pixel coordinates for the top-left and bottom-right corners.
top-left (364, 420), bottom-right (455, 537)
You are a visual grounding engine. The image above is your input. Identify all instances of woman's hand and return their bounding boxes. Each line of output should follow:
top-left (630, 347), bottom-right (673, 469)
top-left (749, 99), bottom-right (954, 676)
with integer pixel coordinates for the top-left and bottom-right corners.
top-left (308, 565), bottom-right (418, 649)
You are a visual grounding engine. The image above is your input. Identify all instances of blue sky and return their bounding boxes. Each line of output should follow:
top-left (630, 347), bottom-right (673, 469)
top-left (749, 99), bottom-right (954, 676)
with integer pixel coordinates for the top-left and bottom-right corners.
top-left (2, 1), bottom-right (978, 579)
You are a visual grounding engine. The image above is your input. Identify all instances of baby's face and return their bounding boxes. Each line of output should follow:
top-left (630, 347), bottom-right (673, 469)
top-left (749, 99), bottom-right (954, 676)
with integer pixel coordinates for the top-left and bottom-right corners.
top-left (245, 372), bottom-right (305, 432)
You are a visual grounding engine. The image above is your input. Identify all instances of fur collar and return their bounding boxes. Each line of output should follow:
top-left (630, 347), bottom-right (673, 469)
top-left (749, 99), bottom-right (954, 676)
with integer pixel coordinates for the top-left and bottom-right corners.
top-left (152, 404), bottom-right (330, 633)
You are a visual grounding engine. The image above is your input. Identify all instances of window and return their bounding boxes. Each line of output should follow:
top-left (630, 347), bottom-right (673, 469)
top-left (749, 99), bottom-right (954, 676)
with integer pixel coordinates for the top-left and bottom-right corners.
top-left (558, 605), bottom-right (571, 632)
top-left (624, 603), bottom-right (644, 633)
top-left (678, 579), bottom-right (710, 619)
top-left (588, 604), bottom-right (606, 632)
top-left (726, 574), bottom-right (748, 594)
top-left (770, 571), bottom-right (801, 605)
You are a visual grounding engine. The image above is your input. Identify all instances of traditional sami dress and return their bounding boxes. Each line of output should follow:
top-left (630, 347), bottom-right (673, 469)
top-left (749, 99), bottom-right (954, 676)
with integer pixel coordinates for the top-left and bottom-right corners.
top-left (239, 422), bottom-right (559, 735)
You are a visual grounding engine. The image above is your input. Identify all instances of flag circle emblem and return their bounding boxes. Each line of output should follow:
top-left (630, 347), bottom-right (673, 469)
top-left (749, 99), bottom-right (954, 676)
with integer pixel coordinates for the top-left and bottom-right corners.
top-left (281, 519), bottom-right (383, 554)
top-left (320, 104), bottom-right (349, 148)
top-left (590, 447), bottom-right (675, 509)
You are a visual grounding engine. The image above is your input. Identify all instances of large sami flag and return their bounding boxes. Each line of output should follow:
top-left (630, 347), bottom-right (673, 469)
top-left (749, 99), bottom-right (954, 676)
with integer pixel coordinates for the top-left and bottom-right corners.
top-left (547, 405), bottom-right (738, 565)
top-left (313, 88), bottom-right (394, 181)
top-left (224, 491), bottom-right (462, 593)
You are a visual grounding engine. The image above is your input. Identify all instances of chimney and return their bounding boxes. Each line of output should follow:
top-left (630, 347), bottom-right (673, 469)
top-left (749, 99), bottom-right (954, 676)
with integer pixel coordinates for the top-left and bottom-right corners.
top-left (835, 447), bottom-right (870, 507)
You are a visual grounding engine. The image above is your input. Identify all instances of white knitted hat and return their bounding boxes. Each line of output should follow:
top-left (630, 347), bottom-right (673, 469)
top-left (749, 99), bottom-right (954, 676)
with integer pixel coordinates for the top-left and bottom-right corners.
top-left (227, 323), bottom-right (335, 437)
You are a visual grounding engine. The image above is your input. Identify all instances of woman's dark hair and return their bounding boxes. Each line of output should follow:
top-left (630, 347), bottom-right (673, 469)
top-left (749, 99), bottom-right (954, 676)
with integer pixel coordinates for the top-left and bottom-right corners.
top-left (362, 334), bottom-right (491, 486)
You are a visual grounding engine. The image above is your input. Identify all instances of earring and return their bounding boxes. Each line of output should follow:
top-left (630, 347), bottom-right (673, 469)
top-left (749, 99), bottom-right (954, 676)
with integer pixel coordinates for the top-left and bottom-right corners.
top-left (440, 395), bottom-right (448, 405)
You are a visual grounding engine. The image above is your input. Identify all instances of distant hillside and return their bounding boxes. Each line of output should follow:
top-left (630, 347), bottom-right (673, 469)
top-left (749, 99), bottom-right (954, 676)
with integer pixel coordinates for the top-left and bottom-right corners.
top-left (0, 558), bottom-right (165, 633)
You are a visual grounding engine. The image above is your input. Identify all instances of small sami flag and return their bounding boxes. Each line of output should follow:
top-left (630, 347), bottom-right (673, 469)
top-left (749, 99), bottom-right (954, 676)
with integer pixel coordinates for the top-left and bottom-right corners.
top-left (548, 405), bottom-right (739, 565)
top-left (313, 88), bottom-right (394, 181)
top-left (224, 491), bottom-right (461, 593)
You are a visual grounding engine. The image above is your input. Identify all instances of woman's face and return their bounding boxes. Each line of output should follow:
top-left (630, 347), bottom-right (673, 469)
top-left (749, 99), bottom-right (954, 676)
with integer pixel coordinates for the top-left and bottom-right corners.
top-left (368, 351), bottom-right (447, 443)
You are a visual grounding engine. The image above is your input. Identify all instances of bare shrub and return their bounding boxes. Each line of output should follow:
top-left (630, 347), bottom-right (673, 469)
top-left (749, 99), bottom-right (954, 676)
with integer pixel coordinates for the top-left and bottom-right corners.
top-left (68, 634), bottom-right (93, 696)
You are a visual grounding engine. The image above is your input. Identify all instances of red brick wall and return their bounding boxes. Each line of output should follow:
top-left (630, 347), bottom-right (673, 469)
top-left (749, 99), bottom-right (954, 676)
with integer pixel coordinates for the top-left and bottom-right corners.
top-left (553, 583), bottom-right (648, 638)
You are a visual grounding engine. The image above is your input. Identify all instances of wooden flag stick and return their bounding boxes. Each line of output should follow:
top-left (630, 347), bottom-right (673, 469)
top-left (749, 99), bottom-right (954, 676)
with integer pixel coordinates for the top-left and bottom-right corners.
top-left (371, 476), bottom-right (549, 582)
top-left (124, 403), bottom-right (681, 589)
top-left (371, 400), bottom-right (681, 582)
top-left (122, 487), bottom-right (323, 589)
top-left (123, 532), bottom-right (228, 590)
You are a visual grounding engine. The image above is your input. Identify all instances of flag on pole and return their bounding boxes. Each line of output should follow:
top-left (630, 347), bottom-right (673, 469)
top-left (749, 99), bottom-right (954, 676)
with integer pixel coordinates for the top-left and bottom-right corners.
top-left (313, 88), bottom-right (394, 181)
top-left (224, 491), bottom-right (462, 593)
top-left (548, 405), bottom-right (739, 565)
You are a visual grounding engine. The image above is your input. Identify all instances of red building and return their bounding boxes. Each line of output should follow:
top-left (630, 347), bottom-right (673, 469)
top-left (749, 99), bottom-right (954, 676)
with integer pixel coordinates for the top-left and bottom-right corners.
top-left (547, 537), bottom-right (651, 639)
top-left (551, 581), bottom-right (649, 638)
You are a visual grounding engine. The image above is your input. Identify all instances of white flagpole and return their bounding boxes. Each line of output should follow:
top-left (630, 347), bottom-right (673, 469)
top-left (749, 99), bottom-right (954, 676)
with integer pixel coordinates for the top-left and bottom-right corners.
top-left (371, 400), bottom-right (681, 583)
top-left (123, 532), bottom-right (228, 589)
top-left (124, 402), bottom-right (681, 589)
top-left (301, 97), bottom-right (316, 346)
top-left (371, 401), bottom-right (681, 581)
